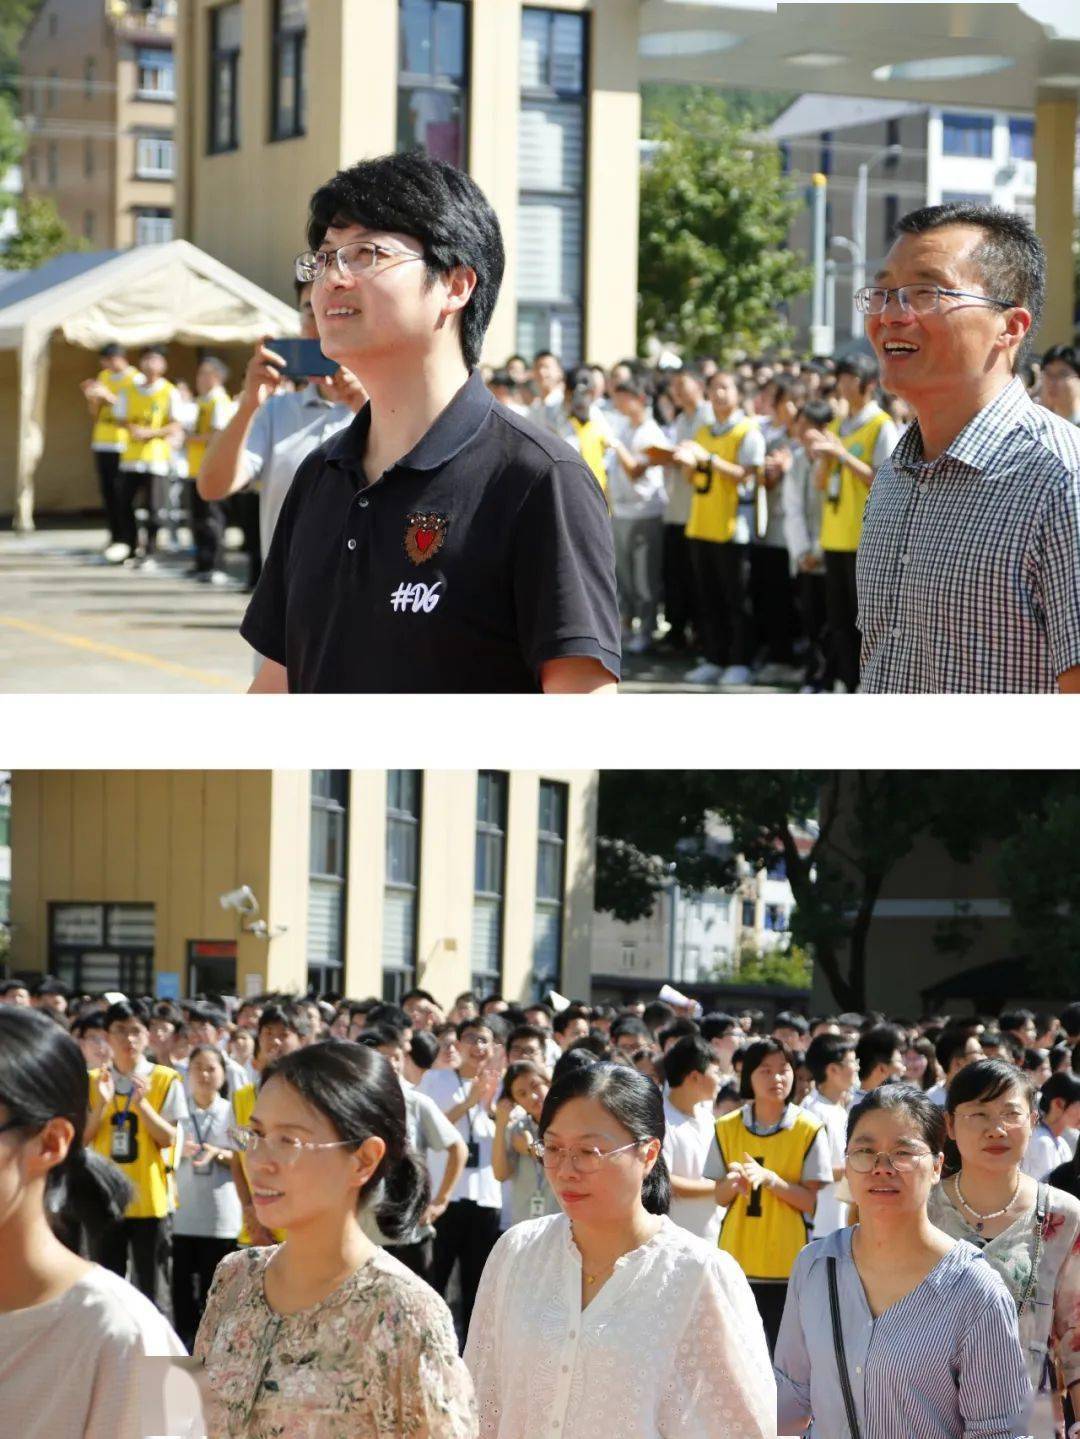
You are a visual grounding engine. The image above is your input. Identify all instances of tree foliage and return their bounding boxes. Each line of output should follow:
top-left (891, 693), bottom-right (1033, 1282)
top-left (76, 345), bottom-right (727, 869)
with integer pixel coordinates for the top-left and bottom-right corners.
top-left (1, 192), bottom-right (88, 269)
top-left (0, 0), bottom-right (37, 174)
top-left (596, 771), bottom-right (1080, 1012)
top-left (638, 95), bottom-right (811, 359)
top-left (641, 83), bottom-right (798, 140)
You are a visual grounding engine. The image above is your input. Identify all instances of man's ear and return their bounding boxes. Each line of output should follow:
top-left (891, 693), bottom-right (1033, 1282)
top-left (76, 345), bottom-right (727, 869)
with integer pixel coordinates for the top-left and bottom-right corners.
top-left (442, 265), bottom-right (477, 317)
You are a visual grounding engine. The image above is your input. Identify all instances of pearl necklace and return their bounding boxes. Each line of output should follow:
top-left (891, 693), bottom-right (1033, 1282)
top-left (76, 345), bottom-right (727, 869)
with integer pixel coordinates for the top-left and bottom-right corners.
top-left (954, 1172), bottom-right (1020, 1233)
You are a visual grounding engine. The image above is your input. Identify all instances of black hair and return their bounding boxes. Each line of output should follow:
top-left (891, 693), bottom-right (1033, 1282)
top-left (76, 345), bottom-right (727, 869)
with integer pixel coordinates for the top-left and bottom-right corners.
top-left (103, 999), bottom-right (150, 1029)
top-left (1043, 345), bottom-right (1080, 377)
top-left (193, 1004), bottom-right (229, 1031)
top-left (800, 397), bottom-right (834, 428)
top-left (896, 202), bottom-right (1044, 364)
top-left (259, 1040), bottom-right (428, 1241)
top-left (662, 1035), bottom-right (716, 1089)
top-left (502, 1059), bottom-right (550, 1104)
top-left (152, 1001), bottom-right (184, 1027)
top-left (611, 1015), bottom-right (651, 1044)
top-left (140, 345), bottom-right (167, 360)
top-left (855, 1024), bottom-right (904, 1083)
top-left (186, 1043), bottom-right (228, 1097)
top-left (365, 1003), bottom-right (410, 1033)
top-left (507, 1023), bottom-right (547, 1051)
top-left (612, 376), bottom-right (653, 404)
top-left (945, 1057), bottom-right (1036, 1117)
top-left (550, 1047), bottom-right (601, 1085)
top-left (934, 1024), bottom-right (981, 1075)
top-left (306, 150), bottom-right (505, 370)
top-left (524, 1001), bottom-right (553, 1021)
top-left (538, 1062), bottom-right (670, 1216)
top-left (773, 1010), bottom-right (810, 1036)
top-left (99, 342), bottom-right (125, 359)
top-left (0, 979), bottom-right (29, 996)
top-left (739, 1037), bottom-right (795, 1100)
top-left (846, 1080), bottom-right (946, 1152)
top-left (409, 1030), bottom-right (438, 1072)
top-left (1038, 1070), bottom-right (1080, 1117)
top-left (1000, 1008), bottom-right (1035, 1033)
top-left (657, 1017), bottom-right (700, 1048)
top-left (457, 1015), bottom-right (494, 1040)
top-left (834, 354), bottom-right (880, 389)
top-left (804, 1032), bottom-right (855, 1085)
top-left (257, 1002), bottom-right (313, 1039)
top-left (0, 1008), bottom-right (132, 1250)
top-left (700, 1012), bottom-right (739, 1042)
top-left (566, 1032), bottom-right (613, 1060)
top-left (552, 1004), bottom-right (591, 1036)
top-left (590, 1004), bottom-right (618, 1023)
top-left (70, 1012), bottom-right (106, 1038)
top-left (355, 1022), bottom-right (405, 1051)
top-left (33, 976), bottom-right (70, 998)
top-left (642, 1001), bottom-right (676, 1035)
top-left (401, 988), bottom-right (438, 1007)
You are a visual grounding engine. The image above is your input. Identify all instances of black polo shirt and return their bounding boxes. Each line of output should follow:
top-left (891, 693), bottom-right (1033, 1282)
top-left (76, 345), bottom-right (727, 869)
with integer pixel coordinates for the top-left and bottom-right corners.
top-left (240, 369), bottom-right (621, 692)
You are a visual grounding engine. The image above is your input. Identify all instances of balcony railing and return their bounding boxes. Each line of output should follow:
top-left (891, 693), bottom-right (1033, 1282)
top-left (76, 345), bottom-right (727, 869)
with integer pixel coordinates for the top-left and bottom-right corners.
top-left (106, 0), bottom-right (177, 39)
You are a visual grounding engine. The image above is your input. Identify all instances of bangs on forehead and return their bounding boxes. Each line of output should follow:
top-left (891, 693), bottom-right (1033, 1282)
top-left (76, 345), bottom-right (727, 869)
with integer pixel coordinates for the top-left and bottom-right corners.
top-left (957, 1072), bottom-right (1029, 1106)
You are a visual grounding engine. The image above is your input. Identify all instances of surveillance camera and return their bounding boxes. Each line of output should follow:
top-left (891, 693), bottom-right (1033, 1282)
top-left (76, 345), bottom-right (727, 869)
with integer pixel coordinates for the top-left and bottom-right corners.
top-left (219, 885), bottom-right (259, 917)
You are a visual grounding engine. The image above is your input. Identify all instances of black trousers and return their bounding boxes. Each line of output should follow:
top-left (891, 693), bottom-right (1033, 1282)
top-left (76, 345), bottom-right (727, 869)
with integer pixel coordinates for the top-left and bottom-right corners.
top-left (229, 490), bottom-right (262, 590)
top-left (661, 523), bottom-right (695, 646)
top-left (190, 489), bottom-right (226, 573)
top-left (389, 1236), bottom-right (435, 1287)
top-left (115, 470), bottom-right (158, 553)
top-left (93, 1215), bottom-right (168, 1308)
top-left (688, 538), bottom-right (751, 668)
top-left (171, 1234), bottom-right (234, 1348)
top-left (750, 1279), bottom-right (789, 1356)
top-left (93, 450), bottom-right (123, 543)
top-left (432, 1199), bottom-right (502, 1346)
top-left (796, 569), bottom-right (830, 688)
top-left (824, 549), bottom-right (860, 692)
top-left (749, 543), bottom-right (795, 665)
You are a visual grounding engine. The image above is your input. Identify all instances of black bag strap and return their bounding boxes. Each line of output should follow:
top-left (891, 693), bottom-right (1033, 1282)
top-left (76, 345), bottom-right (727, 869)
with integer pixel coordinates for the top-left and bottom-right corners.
top-left (828, 1256), bottom-right (862, 1439)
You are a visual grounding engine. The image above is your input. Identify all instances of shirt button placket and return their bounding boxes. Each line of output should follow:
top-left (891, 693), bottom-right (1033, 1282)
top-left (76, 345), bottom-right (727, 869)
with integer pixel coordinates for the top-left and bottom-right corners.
top-left (346, 490), bottom-right (371, 554)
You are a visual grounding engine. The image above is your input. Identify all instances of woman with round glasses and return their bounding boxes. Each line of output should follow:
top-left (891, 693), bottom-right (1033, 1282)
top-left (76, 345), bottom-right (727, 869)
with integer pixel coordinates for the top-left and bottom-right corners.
top-left (775, 1083), bottom-right (1032, 1438)
top-left (194, 1041), bottom-right (476, 1437)
top-left (463, 1062), bottom-right (774, 1437)
top-left (927, 1059), bottom-right (1080, 1438)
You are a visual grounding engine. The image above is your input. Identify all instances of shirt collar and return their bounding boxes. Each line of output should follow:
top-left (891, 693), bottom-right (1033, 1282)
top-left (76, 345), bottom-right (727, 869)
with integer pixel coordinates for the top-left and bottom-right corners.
top-left (893, 375), bottom-right (1028, 475)
top-left (324, 369), bottom-right (493, 474)
top-left (711, 408), bottom-right (745, 436)
top-left (741, 1101), bottom-right (796, 1134)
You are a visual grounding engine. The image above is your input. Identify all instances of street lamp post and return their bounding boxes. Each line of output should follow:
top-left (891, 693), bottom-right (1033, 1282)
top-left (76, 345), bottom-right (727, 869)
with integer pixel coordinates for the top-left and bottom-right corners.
top-left (830, 235), bottom-right (861, 346)
top-left (851, 143), bottom-right (902, 338)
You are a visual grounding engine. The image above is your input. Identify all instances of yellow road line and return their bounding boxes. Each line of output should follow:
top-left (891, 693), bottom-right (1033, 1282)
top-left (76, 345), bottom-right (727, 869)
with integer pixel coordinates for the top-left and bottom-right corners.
top-left (0, 616), bottom-right (244, 691)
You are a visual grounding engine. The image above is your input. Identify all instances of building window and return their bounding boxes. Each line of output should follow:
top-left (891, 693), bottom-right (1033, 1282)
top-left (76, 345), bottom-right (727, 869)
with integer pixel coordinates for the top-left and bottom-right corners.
top-left (49, 902), bottom-right (155, 994)
top-left (270, 0), bottom-right (307, 142)
top-left (208, 1), bottom-right (242, 154)
top-left (135, 133), bottom-right (175, 178)
top-left (308, 770), bottom-right (348, 994)
top-left (136, 46), bottom-right (176, 100)
top-left (85, 57), bottom-right (96, 100)
top-left (741, 900), bottom-right (755, 928)
top-left (818, 129), bottom-right (832, 175)
top-left (397, 0), bottom-right (468, 168)
top-left (940, 190), bottom-right (993, 207)
top-left (885, 117), bottom-right (900, 164)
top-left (471, 771), bottom-right (507, 995)
top-left (764, 904), bottom-right (788, 932)
top-left (46, 69), bottom-right (57, 111)
top-left (384, 770), bottom-right (420, 1002)
top-left (883, 193), bottom-right (899, 249)
top-left (84, 137), bottom-right (94, 178)
top-left (1008, 116), bottom-right (1034, 162)
top-left (532, 779), bottom-right (567, 999)
top-left (133, 207), bottom-right (174, 244)
top-left (517, 7), bottom-right (587, 365)
top-left (83, 210), bottom-right (95, 241)
top-left (46, 142), bottom-right (58, 185)
top-left (941, 112), bottom-right (993, 159)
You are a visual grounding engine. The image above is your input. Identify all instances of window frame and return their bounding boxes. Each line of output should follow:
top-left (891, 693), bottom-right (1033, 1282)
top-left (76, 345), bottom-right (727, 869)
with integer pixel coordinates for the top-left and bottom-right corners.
top-left (269, 0), bottom-right (308, 144)
top-left (941, 111), bottom-right (993, 160)
top-left (134, 132), bottom-right (175, 179)
top-left (133, 207), bottom-right (174, 245)
top-left (383, 770), bottom-right (422, 997)
top-left (396, 0), bottom-right (471, 171)
top-left (134, 45), bottom-right (176, 102)
top-left (471, 770), bottom-right (507, 994)
top-left (532, 779), bottom-right (568, 998)
top-left (308, 770), bottom-right (348, 986)
top-left (208, 1), bottom-right (242, 155)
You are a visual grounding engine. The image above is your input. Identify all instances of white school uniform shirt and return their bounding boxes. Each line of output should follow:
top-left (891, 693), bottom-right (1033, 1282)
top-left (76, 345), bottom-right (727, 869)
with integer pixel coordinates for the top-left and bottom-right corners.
top-left (417, 1067), bottom-right (501, 1208)
top-left (1021, 1122), bottom-right (1074, 1180)
top-left (463, 1213), bottom-right (775, 1438)
top-left (608, 417), bottom-right (669, 520)
top-left (661, 1093), bottom-right (721, 1242)
top-left (800, 1087), bottom-right (850, 1236)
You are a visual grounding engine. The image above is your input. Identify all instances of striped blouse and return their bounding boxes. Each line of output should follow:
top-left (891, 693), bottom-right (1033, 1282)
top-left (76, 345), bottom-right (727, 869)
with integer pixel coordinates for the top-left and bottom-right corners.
top-left (774, 1227), bottom-right (1032, 1439)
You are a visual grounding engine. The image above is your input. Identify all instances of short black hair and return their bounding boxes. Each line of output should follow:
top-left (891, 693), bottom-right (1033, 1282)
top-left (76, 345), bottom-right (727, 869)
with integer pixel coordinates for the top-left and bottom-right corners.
top-left (1038, 1070), bottom-right (1080, 1116)
top-left (739, 1038), bottom-right (795, 1100)
top-left (401, 987), bottom-right (437, 1006)
top-left (847, 1080), bottom-right (945, 1152)
top-left (257, 1002), bottom-right (312, 1039)
top-left (506, 1023), bottom-right (547, 1051)
top-left (306, 150), bottom-right (505, 369)
top-left (365, 1002), bottom-right (410, 1033)
top-left (935, 1024), bottom-right (981, 1074)
top-left (1042, 344), bottom-right (1080, 377)
top-left (894, 202), bottom-right (1045, 363)
top-left (773, 1010), bottom-right (810, 1036)
top-left (1000, 1008), bottom-right (1035, 1033)
top-left (356, 1021), bottom-right (406, 1051)
top-left (946, 1056), bottom-right (1035, 1116)
top-left (700, 1012), bottom-right (739, 1043)
top-left (552, 1003), bottom-right (591, 1036)
top-left (856, 1024), bottom-right (904, 1082)
top-left (611, 1015), bottom-right (652, 1044)
top-left (642, 1000), bottom-right (676, 1035)
top-left (800, 397), bottom-right (834, 429)
top-left (1061, 1003), bottom-right (1080, 1038)
top-left (834, 354), bottom-right (879, 389)
top-left (140, 345), bottom-right (167, 360)
top-left (663, 1035), bottom-right (716, 1089)
top-left (103, 999), bottom-right (150, 1030)
top-left (657, 1017), bottom-right (700, 1048)
top-left (34, 976), bottom-right (71, 997)
top-left (804, 1033), bottom-right (854, 1085)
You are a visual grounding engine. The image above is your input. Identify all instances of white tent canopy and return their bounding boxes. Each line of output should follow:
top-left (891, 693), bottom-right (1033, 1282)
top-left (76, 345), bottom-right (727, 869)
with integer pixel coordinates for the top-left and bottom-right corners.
top-left (0, 239), bottom-right (300, 530)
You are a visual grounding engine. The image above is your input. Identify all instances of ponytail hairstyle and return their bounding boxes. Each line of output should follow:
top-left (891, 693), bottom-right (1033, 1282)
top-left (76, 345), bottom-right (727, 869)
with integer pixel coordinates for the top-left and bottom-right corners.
top-left (259, 1040), bottom-right (429, 1241)
top-left (0, 1008), bottom-right (132, 1251)
top-left (537, 1060), bottom-right (670, 1216)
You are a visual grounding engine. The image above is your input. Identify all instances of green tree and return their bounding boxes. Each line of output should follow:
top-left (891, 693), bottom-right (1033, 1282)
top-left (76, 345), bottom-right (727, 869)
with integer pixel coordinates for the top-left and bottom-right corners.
top-left (996, 784), bottom-right (1080, 994)
top-left (638, 96), bottom-right (811, 358)
top-left (0, 0), bottom-right (37, 175)
top-left (1, 192), bottom-right (88, 269)
top-left (596, 771), bottom-right (1073, 1012)
top-left (641, 83), bottom-right (798, 140)
top-left (718, 942), bottom-right (813, 990)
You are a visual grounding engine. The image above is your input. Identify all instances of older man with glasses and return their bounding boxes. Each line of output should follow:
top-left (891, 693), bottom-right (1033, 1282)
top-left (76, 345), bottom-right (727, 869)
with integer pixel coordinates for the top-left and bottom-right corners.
top-left (855, 201), bottom-right (1080, 693)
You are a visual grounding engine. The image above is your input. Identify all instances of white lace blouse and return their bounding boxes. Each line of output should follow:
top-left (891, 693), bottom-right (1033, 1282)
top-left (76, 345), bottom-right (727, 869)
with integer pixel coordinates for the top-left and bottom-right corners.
top-left (463, 1213), bottom-right (775, 1439)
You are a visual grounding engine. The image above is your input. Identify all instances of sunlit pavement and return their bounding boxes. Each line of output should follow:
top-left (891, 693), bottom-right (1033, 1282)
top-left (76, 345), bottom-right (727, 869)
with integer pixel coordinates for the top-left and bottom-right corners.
top-left (2, 524), bottom-right (801, 695)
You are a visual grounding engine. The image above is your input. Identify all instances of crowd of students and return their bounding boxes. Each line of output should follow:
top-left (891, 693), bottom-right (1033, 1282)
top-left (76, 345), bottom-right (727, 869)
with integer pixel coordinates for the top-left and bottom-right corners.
top-left (4, 972), bottom-right (1080, 1436)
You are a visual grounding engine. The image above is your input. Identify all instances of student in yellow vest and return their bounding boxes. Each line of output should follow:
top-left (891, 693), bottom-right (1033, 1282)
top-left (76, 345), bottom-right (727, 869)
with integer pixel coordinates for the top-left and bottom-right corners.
top-left (84, 998), bottom-right (188, 1308)
top-left (703, 1036), bottom-right (831, 1353)
top-left (79, 343), bottom-right (141, 563)
top-left (230, 1001), bottom-right (313, 1247)
top-left (673, 369), bottom-right (766, 688)
top-left (551, 364), bottom-right (612, 498)
top-left (111, 345), bottom-right (184, 570)
top-left (804, 354), bottom-right (899, 692)
top-left (186, 356), bottom-right (237, 585)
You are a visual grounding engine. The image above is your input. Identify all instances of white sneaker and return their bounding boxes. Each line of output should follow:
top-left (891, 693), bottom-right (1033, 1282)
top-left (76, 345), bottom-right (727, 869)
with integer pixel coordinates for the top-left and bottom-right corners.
top-left (685, 661), bottom-right (723, 685)
top-left (720, 664), bottom-right (752, 686)
top-left (155, 531), bottom-right (177, 554)
top-left (104, 541), bottom-right (131, 564)
top-left (136, 555), bottom-right (159, 573)
top-left (206, 570), bottom-right (233, 587)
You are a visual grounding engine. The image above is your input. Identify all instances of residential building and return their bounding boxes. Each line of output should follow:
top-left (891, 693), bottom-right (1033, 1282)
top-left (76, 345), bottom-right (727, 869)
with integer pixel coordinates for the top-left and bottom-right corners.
top-left (7, 769), bottom-right (597, 1003)
top-left (770, 93), bottom-right (1080, 351)
top-left (173, 0), bottom-right (641, 366)
top-left (20, 0), bottom-right (177, 250)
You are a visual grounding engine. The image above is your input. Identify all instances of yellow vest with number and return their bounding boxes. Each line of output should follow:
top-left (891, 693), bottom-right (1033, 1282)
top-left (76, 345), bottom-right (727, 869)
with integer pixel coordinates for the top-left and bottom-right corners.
top-left (233, 1083), bottom-right (285, 1245)
top-left (819, 407), bottom-right (890, 553)
top-left (186, 390), bottom-right (223, 479)
top-left (120, 379), bottom-right (177, 469)
top-left (715, 1106), bottom-right (822, 1281)
top-left (685, 417), bottom-right (758, 544)
top-left (91, 367), bottom-right (135, 450)
top-left (570, 416), bottom-right (609, 496)
top-left (88, 1064), bottom-right (180, 1219)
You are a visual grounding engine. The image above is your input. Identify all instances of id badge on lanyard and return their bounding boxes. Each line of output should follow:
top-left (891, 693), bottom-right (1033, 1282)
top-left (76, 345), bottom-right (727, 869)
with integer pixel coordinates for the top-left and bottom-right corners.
top-left (189, 1107), bottom-right (214, 1176)
top-left (110, 1085), bottom-right (138, 1164)
top-left (528, 1131), bottom-right (546, 1218)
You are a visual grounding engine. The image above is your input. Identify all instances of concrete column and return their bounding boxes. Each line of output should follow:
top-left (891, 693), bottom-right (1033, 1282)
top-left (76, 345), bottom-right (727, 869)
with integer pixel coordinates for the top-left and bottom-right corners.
top-left (1034, 91), bottom-right (1078, 348)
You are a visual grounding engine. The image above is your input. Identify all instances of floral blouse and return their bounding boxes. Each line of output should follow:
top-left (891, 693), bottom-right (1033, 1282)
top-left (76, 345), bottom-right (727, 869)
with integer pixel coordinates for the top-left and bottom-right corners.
top-left (193, 1245), bottom-right (477, 1439)
top-left (928, 1180), bottom-right (1080, 1389)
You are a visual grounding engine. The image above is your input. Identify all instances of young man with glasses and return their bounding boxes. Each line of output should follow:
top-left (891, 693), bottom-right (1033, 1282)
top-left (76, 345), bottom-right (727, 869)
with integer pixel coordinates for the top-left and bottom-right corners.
top-left (855, 201), bottom-right (1080, 693)
top-left (1040, 343), bottom-right (1080, 426)
top-left (241, 149), bottom-right (620, 694)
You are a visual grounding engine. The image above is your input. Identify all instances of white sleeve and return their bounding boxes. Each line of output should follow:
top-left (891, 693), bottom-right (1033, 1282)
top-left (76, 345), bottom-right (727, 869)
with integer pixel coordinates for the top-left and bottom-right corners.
top-left (160, 1076), bottom-right (189, 1125)
top-left (167, 388), bottom-right (184, 422)
top-left (739, 427), bottom-right (767, 469)
top-left (82, 1303), bottom-right (188, 1439)
top-left (212, 393), bottom-right (236, 431)
top-left (783, 451), bottom-right (812, 561)
top-left (112, 388), bottom-right (129, 421)
top-left (873, 418), bottom-right (900, 468)
top-left (658, 1253), bottom-right (776, 1438)
top-left (463, 1227), bottom-right (516, 1438)
top-left (242, 403), bottom-right (272, 481)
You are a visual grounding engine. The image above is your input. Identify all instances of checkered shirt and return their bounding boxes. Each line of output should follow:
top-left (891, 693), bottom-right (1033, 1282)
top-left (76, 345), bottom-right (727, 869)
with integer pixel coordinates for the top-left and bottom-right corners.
top-left (856, 377), bottom-right (1080, 692)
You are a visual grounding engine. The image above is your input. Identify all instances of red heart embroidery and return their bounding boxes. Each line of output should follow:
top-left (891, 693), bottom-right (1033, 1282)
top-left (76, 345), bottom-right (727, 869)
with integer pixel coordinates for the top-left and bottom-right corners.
top-left (415, 528), bottom-right (435, 552)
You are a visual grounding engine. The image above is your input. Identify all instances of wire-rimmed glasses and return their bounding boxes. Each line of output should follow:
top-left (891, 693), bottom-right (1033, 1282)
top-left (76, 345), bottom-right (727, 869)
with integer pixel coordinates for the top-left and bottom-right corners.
top-left (294, 241), bottom-right (423, 284)
top-left (854, 284), bottom-right (1015, 316)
